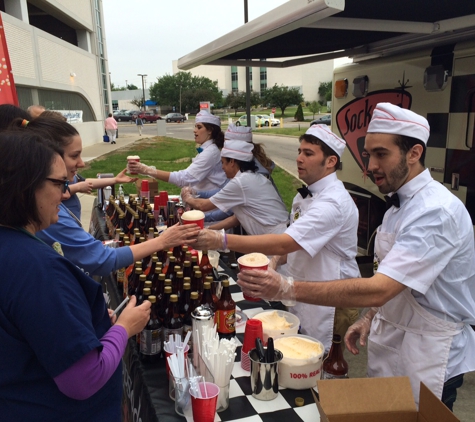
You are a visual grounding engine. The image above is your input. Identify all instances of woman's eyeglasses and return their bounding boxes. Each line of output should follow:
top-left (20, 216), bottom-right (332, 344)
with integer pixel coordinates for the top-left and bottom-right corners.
top-left (46, 178), bottom-right (70, 194)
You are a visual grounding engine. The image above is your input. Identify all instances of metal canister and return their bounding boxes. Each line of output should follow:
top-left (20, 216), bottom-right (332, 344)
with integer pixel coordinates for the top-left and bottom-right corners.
top-left (191, 305), bottom-right (215, 373)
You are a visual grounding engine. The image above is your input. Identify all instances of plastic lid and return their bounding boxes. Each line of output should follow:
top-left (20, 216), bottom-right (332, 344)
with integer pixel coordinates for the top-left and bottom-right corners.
top-left (295, 397), bottom-right (304, 407)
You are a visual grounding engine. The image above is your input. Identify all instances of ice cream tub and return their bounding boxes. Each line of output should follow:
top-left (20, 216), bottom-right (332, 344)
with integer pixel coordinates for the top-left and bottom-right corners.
top-left (274, 334), bottom-right (324, 389)
top-left (252, 310), bottom-right (299, 344)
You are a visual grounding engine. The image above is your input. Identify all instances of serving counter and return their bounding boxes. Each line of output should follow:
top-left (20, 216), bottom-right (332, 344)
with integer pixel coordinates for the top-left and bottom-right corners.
top-left (91, 202), bottom-right (319, 422)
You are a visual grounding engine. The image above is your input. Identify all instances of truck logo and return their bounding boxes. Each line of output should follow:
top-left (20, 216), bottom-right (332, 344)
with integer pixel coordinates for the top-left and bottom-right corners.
top-left (336, 89), bottom-right (412, 182)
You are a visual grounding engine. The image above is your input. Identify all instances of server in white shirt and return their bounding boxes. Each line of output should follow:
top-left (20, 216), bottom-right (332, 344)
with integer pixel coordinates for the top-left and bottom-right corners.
top-left (181, 135), bottom-right (288, 236)
top-left (193, 124), bottom-right (360, 352)
top-left (235, 103), bottom-right (475, 410)
top-left (127, 110), bottom-right (227, 191)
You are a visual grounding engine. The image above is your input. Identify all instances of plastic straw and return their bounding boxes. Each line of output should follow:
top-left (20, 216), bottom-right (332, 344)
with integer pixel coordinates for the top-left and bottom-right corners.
top-left (111, 296), bottom-right (129, 316)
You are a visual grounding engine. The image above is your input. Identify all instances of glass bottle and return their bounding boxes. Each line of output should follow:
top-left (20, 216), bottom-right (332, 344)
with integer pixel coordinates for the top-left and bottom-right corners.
top-left (322, 334), bottom-right (349, 379)
top-left (199, 250), bottom-right (213, 279)
top-left (135, 274), bottom-right (147, 304)
top-left (158, 285), bottom-right (172, 324)
top-left (205, 276), bottom-right (218, 303)
top-left (215, 279), bottom-right (236, 340)
top-left (191, 270), bottom-right (203, 298)
top-left (165, 256), bottom-right (176, 284)
top-left (140, 295), bottom-right (162, 363)
top-left (200, 281), bottom-right (216, 313)
top-left (162, 294), bottom-right (183, 345)
top-left (126, 263), bottom-right (142, 299)
top-left (173, 269), bottom-right (184, 297)
top-left (145, 255), bottom-right (158, 279)
top-left (179, 282), bottom-right (191, 317)
top-left (183, 260), bottom-right (192, 280)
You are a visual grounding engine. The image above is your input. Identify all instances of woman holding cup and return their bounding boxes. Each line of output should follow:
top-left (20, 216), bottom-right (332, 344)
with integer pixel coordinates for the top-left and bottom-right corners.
top-left (127, 110), bottom-right (227, 191)
top-left (11, 116), bottom-right (200, 277)
top-left (0, 132), bottom-right (149, 420)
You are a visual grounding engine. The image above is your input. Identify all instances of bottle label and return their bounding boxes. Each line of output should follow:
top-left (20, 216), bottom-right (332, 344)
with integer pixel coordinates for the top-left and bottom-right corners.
top-left (163, 328), bottom-right (183, 343)
top-left (216, 309), bottom-right (235, 334)
top-left (116, 268), bottom-right (125, 284)
top-left (140, 328), bottom-right (162, 355)
top-left (321, 370), bottom-right (348, 380)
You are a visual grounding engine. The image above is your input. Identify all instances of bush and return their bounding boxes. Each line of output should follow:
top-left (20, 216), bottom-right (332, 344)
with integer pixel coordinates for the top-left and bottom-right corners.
top-left (294, 103), bottom-right (304, 121)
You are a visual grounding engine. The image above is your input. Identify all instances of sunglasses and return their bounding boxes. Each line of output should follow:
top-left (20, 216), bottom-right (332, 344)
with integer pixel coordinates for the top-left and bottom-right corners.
top-left (46, 178), bottom-right (70, 194)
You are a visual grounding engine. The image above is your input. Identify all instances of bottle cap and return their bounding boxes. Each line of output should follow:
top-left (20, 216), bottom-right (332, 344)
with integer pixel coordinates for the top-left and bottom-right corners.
top-left (295, 397), bottom-right (304, 407)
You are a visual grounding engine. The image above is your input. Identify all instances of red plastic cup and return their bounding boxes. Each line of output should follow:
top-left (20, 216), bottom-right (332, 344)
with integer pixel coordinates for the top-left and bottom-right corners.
top-left (159, 191), bottom-right (169, 207)
top-left (237, 253), bottom-right (269, 302)
top-left (141, 180), bottom-right (149, 191)
top-left (181, 210), bottom-right (205, 229)
top-left (241, 318), bottom-right (263, 371)
top-left (164, 344), bottom-right (189, 379)
top-left (127, 155), bottom-right (140, 175)
top-left (190, 382), bottom-right (220, 422)
top-left (154, 195), bottom-right (160, 209)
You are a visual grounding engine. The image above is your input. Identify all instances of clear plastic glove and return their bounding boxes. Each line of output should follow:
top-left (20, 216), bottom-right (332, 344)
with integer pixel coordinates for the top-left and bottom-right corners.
top-left (180, 186), bottom-right (194, 203)
top-left (344, 307), bottom-right (377, 355)
top-left (194, 228), bottom-right (225, 251)
top-left (127, 161), bottom-right (156, 177)
top-left (237, 268), bottom-right (295, 304)
top-left (156, 223), bottom-right (200, 250)
top-left (269, 255), bottom-right (286, 271)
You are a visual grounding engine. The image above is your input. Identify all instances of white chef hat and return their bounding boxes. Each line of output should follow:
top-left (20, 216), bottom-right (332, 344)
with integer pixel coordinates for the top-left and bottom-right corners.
top-left (367, 102), bottom-right (430, 144)
top-left (221, 140), bottom-right (254, 162)
top-left (225, 123), bottom-right (253, 143)
top-left (305, 124), bottom-right (346, 157)
top-left (195, 110), bottom-right (221, 127)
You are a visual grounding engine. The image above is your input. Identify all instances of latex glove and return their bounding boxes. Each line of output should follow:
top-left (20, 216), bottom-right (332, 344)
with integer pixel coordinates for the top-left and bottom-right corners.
top-left (194, 229), bottom-right (226, 251)
top-left (269, 254), bottom-right (286, 271)
top-left (237, 268), bottom-right (295, 304)
top-left (127, 161), bottom-right (156, 177)
top-left (180, 186), bottom-right (194, 203)
top-left (344, 307), bottom-right (377, 355)
top-left (115, 168), bottom-right (138, 184)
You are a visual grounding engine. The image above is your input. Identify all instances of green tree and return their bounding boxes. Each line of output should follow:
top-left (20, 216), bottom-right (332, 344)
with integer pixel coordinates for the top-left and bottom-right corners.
top-left (111, 82), bottom-right (125, 91)
top-left (262, 84), bottom-right (304, 116)
top-left (308, 100), bottom-right (320, 119)
top-left (318, 81), bottom-right (332, 105)
top-left (149, 72), bottom-right (222, 112)
top-left (225, 91), bottom-right (261, 116)
top-left (294, 103), bottom-right (304, 121)
top-left (127, 84), bottom-right (139, 90)
top-left (130, 97), bottom-right (144, 109)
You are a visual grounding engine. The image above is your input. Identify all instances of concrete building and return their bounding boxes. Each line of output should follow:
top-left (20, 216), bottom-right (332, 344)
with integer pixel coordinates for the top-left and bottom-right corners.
top-left (1, 0), bottom-right (111, 147)
top-left (172, 58), bottom-right (334, 102)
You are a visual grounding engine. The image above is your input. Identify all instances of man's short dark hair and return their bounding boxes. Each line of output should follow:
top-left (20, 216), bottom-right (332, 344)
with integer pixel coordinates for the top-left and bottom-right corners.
top-left (223, 157), bottom-right (258, 173)
top-left (299, 133), bottom-right (341, 171)
top-left (393, 135), bottom-right (426, 166)
top-left (0, 131), bottom-right (63, 228)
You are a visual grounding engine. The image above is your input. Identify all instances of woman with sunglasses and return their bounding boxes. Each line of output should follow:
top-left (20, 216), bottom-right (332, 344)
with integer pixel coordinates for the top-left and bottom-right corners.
top-left (11, 116), bottom-right (200, 276)
top-left (0, 132), bottom-right (149, 420)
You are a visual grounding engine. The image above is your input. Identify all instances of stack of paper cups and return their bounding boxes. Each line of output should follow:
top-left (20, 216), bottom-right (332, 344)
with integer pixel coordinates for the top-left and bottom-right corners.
top-left (241, 319), bottom-right (263, 371)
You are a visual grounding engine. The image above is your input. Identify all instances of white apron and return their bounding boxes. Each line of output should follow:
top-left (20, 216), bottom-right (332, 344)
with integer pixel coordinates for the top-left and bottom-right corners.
top-left (369, 228), bottom-right (463, 405)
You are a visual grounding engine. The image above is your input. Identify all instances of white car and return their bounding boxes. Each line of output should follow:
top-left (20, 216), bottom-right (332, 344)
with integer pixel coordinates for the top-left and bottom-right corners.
top-left (236, 114), bottom-right (280, 127)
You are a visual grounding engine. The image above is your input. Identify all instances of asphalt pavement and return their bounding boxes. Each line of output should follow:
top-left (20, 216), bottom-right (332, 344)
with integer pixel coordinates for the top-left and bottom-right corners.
top-left (78, 122), bottom-right (475, 421)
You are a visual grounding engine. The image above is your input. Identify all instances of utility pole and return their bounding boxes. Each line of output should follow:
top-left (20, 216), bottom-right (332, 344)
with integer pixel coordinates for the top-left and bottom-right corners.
top-left (137, 74), bottom-right (147, 111)
top-left (125, 79), bottom-right (128, 90)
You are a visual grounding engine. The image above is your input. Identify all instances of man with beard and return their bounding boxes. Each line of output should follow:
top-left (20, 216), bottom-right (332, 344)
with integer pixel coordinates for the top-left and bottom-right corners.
top-left (233, 103), bottom-right (475, 410)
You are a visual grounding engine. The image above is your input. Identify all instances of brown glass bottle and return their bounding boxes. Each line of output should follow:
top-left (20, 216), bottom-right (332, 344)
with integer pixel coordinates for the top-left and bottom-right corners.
top-left (200, 281), bottom-right (216, 313)
top-left (158, 285), bottom-right (172, 323)
top-left (135, 274), bottom-right (147, 304)
top-left (145, 255), bottom-right (158, 279)
top-left (179, 282), bottom-right (191, 317)
top-left (183, 260), bottom-right (193, 280)
top-left (173, 269), bottom-right (184, 297)
top-left (215, 279), bottom-right (236, 340)
top-left (191, 270), bottom-right (203, 297)
top-left (199, 250), bottom-right (213, 279)
top-left (322, 334), bottom-right (349, 379)
top-left (162, 294), bottom-right (183, 344)
top-left (205, 276), bottom-right (218, 303)
top-left (165, 256), bottom-right (176, 284)
top-left (140, 295), bottom-right (162, 363)
top-left (151, 269), bottom-right (165, 297)
top-left (126, 263), bottom-right (143, 299)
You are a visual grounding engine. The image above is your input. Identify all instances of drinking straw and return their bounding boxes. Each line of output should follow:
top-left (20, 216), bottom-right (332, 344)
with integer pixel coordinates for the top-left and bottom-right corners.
top-left (111, 296), bottom-right (129, 316)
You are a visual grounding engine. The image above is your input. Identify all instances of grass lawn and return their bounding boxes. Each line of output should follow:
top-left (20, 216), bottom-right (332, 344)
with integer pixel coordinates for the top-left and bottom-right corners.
top-left (80, 136), bottom-right (301, 212)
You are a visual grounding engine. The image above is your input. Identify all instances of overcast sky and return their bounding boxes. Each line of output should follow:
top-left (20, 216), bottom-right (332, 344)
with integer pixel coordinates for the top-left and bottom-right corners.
top-left (102, 0), bottom-right (288, 89)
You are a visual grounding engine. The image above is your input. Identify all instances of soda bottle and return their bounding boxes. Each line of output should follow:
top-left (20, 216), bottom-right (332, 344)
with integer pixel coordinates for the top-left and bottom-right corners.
top-left (127, 264), bottom-right (143, 298)
top-left (173, 269), bottom-right (184, 297)
top-left (191, 270), bottom-right (203, 298)
top-left (140, 295), bottom-right (162, 363)
top-left (322, 334), bottom-right (349, 379)
top-left (200, 281), bottom-right (216, 313)
top-left (215, 279), bottom-right (236, 340)
top-left (199, 250), bottom-right (213, 279)
top-left (162, 294), bottom-right (183, 345)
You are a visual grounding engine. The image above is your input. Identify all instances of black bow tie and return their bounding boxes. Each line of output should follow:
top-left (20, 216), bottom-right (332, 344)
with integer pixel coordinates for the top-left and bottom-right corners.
top-left (385, 193), bottom-right (400, 209)
top-left (297, 185), bottom-right (313, 198)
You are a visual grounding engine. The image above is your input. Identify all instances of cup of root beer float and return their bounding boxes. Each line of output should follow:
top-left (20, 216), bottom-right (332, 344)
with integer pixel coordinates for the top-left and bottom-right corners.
top-left (127, 155), bottom-right (140, 175)
top-left (181, 210), bottom-right (205, 229)
top-left (237, 253), bottom-right (269, 302)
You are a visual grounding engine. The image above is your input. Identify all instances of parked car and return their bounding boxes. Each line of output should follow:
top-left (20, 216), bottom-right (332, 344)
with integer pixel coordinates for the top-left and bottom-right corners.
top-left (165, 113), bottom-right (185, 123)
top-left (309, 114), bottom-right (331, 126)
top-left (113, 111), bottom-right (136, 122)
top-left (235, 114), bottom-right (279, 127)
top-left (133, 111), bottom-right (161, 122)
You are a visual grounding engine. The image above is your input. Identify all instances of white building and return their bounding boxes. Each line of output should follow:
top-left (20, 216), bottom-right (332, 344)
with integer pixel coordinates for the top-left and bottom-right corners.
top-left (172, 59), bottom-right (334, 103)
top-left (1, 0), bottom-right (111, 147)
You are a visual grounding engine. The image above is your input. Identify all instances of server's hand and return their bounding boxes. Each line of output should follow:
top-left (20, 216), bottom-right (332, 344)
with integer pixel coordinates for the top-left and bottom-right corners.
top-left (237, 268), bottom-right (295, 304)
top-left (194, 228), bottom-right (226, 251)
top-left (344, 308), bottom-right (377, 355)
top-left (127, 161), bottom-right (156, 177)
top-left (115, 296), bottom-right (151, 338)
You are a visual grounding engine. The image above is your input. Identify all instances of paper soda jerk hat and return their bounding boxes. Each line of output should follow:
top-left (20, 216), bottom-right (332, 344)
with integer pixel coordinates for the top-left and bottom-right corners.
top-left (195, 110), bottom-right (221, 127)
top-left (225, 123), bottom-right (253, 143)
top-left (221, 140), bottom-right (254, 162)
top-left (306, 124), bottom-right (346, 157)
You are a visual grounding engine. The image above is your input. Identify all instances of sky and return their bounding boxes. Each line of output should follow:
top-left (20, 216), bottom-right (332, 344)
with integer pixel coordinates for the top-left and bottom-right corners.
top-left (102, 0), bottom-right (288, 89)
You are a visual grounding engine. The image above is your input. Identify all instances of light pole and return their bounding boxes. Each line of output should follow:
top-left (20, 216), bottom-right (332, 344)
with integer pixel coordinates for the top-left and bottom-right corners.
top-left (137, 74), bottom-right (147, 111)
top-left (179, 85), bottom-right (182, 114)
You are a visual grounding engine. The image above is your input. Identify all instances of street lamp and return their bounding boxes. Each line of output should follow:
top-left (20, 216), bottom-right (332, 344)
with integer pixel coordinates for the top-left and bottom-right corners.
top-left (137, 74), bottom-right (147, 111)
top-left (179, 85), bottom-right (182, 114)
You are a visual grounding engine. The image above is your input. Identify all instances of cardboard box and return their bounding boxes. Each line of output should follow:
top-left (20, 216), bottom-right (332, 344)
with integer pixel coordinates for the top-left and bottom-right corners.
top-left (135, 178), bottom-right (159, 201)
top-left (313, 377), bottom-right (459, 422)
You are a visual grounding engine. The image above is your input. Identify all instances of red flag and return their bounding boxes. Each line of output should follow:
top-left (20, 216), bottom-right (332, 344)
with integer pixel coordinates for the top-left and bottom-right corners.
top-left (0, 14), bottom-right (18, 106)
